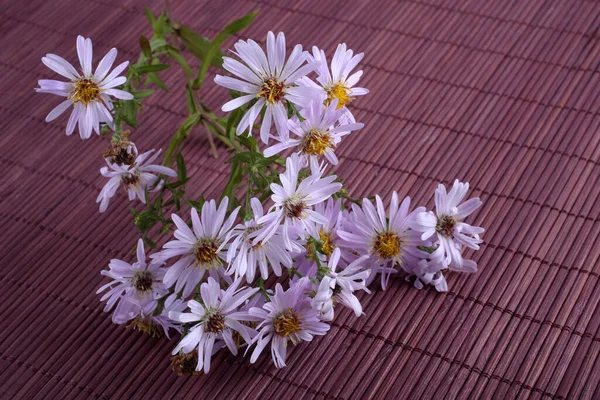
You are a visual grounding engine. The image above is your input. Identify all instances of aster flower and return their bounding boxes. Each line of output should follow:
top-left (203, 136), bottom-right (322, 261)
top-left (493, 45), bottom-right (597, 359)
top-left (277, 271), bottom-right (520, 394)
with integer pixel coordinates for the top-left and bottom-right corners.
top-left (226, 197), bottom-right (297, 282)
top-left (298, 44), bottom-right (368, 123)
top-left (292, 197), bottom-right (346, 278)
top-left (254, 154), bottom-right (342, 250)
top-left (263, 100), bottom-right (364, 165)
top-left (309, 248), bottom-right (370, 320)
top-left (214, 31), bottom-right (322, 143)
top-left (169, 277), bottom-right (259, 374)
top-left (152, 294), bottom-right (188, 338)
top-left (112, 293), bottom-right (188, 338)
top-left (338, 192), bottom-right (427, 289)
top-left (36, 35), bottom-right (133, 139)
top-left (312, 197), bottom-right (347, 258)
top-left (325, 248), bottom-right (370, 316)
top-left (248, 278), bottom-right (330, 368)
top-left (110, 295), bottom-right (158, 326)
top-left (403, 245), bottom-right (448, 292)
top-left (311, 276), bottom-right (335, 321)
top-left (414, 180), bottom-right (484, 272)
top-left (96, 147), bottom-right (176, 213)
top-left (152, 198), bottom-right (240, 297)
top-left (97, 238), bottom-right (167, 314)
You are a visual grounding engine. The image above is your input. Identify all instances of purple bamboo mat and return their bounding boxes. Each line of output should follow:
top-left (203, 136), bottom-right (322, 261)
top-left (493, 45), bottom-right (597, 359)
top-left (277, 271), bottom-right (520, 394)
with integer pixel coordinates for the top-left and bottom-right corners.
top-left (2, 0), bottom-right (600, 398)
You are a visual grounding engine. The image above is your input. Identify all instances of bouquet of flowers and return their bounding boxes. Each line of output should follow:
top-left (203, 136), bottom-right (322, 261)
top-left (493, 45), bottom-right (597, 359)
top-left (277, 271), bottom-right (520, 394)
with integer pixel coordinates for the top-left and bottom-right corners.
top-left (35, 10), bottom-right (484, 374)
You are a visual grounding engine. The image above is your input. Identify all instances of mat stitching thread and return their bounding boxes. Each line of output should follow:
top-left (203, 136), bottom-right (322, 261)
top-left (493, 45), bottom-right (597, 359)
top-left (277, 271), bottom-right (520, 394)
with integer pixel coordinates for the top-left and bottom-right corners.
top-left (3, 28), bottom-right (600, 165)
top-left (81, 0), bottom-right (599, 43)
top-left (0, 212), bottom-right (118, 256)
top-left (0, 353), bottom-right (110, 399)
top-left (341, 157), bottom-right (600, 223)
top-left (0, 274), bottom-right (587, 399)
top-left (2, 9), bottom-right (598, 84)
top-left (0, 157), bottom-right (101, 192)
top-left (332, 323), bottom-right (566, 399)
top-left (253, 0), bottom-right (596, 39)
top-left (249, 0), bottom-right (598, 72)
top-left (143, 101), bottom-right (600, 172)
top-left (3, 268), bottom-right (599, 347)
top-left (0, 274), bottom-right (573, 399)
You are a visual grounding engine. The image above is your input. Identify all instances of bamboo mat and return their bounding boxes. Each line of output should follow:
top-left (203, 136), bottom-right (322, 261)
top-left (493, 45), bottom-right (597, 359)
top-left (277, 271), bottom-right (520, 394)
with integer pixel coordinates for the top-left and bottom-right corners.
top-left (1, 0), bottom-right (600, 398)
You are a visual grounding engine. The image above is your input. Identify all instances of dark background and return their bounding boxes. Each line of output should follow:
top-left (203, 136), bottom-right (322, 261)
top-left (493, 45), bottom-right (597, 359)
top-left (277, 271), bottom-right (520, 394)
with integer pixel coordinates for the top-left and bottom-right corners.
top-left (1, 0), bottom-right (600, 398)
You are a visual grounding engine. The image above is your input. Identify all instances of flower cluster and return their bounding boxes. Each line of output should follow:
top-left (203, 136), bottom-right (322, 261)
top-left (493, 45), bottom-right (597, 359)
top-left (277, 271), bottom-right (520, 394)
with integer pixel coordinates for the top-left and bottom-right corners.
top-left (37, 21), bottom-right (485, 375)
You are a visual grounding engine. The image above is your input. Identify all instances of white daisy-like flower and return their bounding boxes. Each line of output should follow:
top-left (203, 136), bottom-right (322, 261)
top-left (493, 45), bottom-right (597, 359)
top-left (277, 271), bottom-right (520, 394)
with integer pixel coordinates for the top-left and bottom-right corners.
top-left (97, 238), bottom-right (167, 314)
top-left (36, 35), bottom-right (133, 139)
top-left (403, 245), bottom-right (448, 292)
top-left (226, 197), bottom-right (297, 282)
top-left (414, 180), bottom-right (484, 272)
top-left (311, 276), bottom-right (335, 321)
top-left (325, 248), bottom-right (370, 316)
top-left (254, 154), bottom-right (342, 250)
top-left (263, 100), bottom-right (364, 165)
top-left (298, 44), bottom-right (368, 123)
top-left (312, 197), bottom-right (348, 258)
top-left (96, 148), bottom-right (176, 213)
top-left (111, 293), bottom-right (188, 338)
top-left (152, 198), bottom-right (240, 297)
top-left (169, 277), bottom-right (259, 374)
top-left (309, 248), bottom-right (370, 321)
top-left (248, 278), bottom-right (330, 368)
top-left (110, 294), bottom-right (158, 326)
top-left (214, 31), bottom-right (322, 144)
top-left (152, 294), bottom-right (188, 339)
top-left (338, 192), bottom-right (427, 290)
top-left (291, 197), bottom-right (346, 279)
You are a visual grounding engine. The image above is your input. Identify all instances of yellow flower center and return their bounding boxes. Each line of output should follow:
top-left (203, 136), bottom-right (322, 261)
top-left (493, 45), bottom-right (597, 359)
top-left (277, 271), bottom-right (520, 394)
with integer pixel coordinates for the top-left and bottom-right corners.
top-left (301, 130), bottom-right (334, 156)
top-left (305, 229), bottom-right (335, 259)
top-left (258, 77), bottom-right (285, 103)
top-left (372, 231), bottom-right (402, 260)
top-left (319, 229), bottom-right (335, 256)
top-left (274, 308), bottom-right (301, 341)
top-left (436, 215), bottom-right (457, 237)
top-left (127, 318), bottom-right (163, 337)
top-left (71, 78), bottom-right (101, 105)
top-left (194, 239), bottom-right (220, 267)
top-left (326, 83), bottom-right (352, 109)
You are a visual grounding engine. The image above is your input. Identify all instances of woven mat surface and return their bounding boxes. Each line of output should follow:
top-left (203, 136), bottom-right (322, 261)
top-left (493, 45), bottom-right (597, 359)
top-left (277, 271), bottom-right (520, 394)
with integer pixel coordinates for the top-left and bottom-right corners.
top-left (2, 0), bottom-right (600, 398)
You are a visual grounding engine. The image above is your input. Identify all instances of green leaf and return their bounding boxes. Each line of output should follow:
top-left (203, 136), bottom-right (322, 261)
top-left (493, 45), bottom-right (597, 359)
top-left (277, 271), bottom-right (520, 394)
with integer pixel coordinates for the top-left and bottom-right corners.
top-left (134, 209), bottom-right (159, 233)
top-left (143, 236), bottom-right (157, 249)
top-left (184, 197), bottom-right (205, 211)
top-left (149, 36), bottom-right (168, 51)
top-left (144, 8), bottom-right (156, 27)
top-left (165, 177), bottom-right (190, 189)
top-left (133, 89), bottom-right (154, 99)
top-left (193, 10), bottom-right (259, 90)
top-left (155, 13), bottom-right (168, 36)
top-left (135, 64), bottom-right (171, 74)
top-left (139, 35), bottom-right (152, 58)
top-left (185, 84), bottom-right (197, 114)
top-left (176, 26), bottom-right (225, 67)
top-left (166, 46), bottom-right (193, 78)
top-left (222, 158), bottom-right (244, 204)
top-left (146, 72), bottom-right (168, 91)
top-left (122, 100), bottom-right (137, 127)
top-left (163, 113), bottom-right (200, 165)
top-left (176, 152), bottom-right (187, 182)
